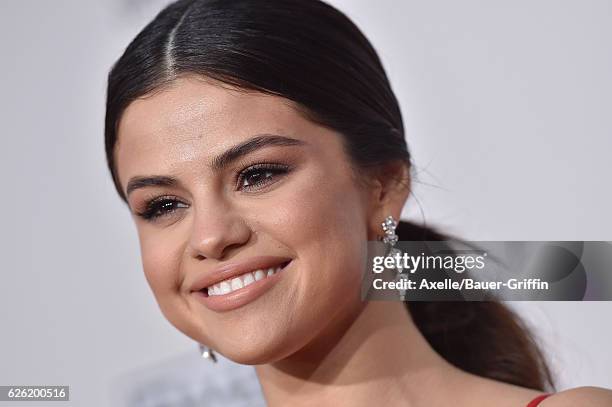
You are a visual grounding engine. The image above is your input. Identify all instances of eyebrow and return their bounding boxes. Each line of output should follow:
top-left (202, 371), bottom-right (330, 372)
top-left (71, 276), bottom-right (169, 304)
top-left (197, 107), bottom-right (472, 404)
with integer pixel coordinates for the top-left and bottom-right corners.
top-left (125, 134), bottom-right (306, 197)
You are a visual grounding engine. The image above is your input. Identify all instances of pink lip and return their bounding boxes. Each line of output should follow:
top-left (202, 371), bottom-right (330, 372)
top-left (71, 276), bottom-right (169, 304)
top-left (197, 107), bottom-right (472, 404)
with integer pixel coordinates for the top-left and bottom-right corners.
top-left (190, 256), bottom-right (292, 312)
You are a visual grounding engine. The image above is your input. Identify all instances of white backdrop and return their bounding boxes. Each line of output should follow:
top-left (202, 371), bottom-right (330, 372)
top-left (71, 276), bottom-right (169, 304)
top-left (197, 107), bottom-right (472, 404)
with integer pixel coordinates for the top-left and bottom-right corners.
top-left (1, 1), bottom-right (610, 406)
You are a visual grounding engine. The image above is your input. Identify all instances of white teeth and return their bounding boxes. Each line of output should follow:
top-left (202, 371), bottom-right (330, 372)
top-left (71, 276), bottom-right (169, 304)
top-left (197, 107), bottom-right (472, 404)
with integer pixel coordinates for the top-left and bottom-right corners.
top-left (205, 263), bottom-right (288, 296)
top-left (220, 281), bottom-right (231, 295)
top-left (243, 272), bottom-right (255, 286)
top-left (231, 277), bottom-right (243, 290)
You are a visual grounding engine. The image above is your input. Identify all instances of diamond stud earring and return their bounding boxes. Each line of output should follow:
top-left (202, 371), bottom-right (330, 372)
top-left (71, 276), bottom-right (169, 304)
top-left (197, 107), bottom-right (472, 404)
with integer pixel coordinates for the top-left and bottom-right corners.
top-left (198, 343), bottom-right (217, 363)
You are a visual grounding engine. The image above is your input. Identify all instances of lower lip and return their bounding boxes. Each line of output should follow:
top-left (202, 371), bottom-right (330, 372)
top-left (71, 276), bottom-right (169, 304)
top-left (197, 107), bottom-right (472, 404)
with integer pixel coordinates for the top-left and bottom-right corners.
top-left (192, 261), bottom-right (291, 312)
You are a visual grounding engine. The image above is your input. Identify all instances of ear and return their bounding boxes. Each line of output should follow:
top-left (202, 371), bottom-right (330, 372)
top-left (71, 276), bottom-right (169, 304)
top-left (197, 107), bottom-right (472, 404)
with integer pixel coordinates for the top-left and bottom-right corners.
top-left (365, 161), bottom-right (411, 240)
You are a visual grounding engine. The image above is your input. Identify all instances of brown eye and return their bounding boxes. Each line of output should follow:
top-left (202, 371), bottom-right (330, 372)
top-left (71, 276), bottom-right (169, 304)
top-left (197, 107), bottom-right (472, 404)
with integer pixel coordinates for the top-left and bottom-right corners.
top-left (237, 163), bottom-right (290, 191)
top-left (136, 196), bottom-right (188, 221)
top-left (242, 169), bottom-right (274, 187)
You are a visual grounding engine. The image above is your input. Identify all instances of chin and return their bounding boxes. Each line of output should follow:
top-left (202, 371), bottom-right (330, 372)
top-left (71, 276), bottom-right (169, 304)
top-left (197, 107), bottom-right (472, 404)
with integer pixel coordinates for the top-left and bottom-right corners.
top-left (214, 335), bottom-right (301, 365)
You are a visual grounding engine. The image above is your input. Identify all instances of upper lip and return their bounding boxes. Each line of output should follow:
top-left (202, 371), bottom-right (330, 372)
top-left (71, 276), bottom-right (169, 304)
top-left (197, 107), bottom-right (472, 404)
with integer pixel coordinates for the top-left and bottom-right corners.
top-left (189, 255), bottom-right (292, 292)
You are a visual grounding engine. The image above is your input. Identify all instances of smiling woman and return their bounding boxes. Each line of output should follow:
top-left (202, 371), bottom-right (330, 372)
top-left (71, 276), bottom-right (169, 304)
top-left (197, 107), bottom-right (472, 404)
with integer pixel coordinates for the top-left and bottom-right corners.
top-left (104, 0), bottom-right (612, 406)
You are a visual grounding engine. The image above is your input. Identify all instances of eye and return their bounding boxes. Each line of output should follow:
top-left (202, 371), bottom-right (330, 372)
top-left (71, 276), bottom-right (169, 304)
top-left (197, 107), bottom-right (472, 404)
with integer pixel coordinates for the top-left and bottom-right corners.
top-left (237, 163), bottom-right (290, 191)
top-left (136, 195), bottom-right (189, 221)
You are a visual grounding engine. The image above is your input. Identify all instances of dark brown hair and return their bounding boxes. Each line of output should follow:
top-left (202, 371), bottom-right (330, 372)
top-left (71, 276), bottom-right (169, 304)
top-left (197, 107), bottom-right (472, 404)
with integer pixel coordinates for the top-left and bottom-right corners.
top-left (105, 0), bottom-right (553, 390)
top-left (395, 222), bottom-right (554, 389)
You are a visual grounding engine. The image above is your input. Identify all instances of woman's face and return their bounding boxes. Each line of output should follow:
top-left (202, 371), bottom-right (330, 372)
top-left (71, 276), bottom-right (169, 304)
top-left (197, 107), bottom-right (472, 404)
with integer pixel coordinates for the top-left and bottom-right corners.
top-left (115, 75), bottom-right (388, 364)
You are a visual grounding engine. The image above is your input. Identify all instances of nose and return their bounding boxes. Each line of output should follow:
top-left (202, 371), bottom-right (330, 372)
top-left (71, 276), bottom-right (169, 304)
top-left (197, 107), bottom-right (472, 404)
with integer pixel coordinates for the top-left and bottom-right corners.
top-left (187, 201), bottom-right (251, 261)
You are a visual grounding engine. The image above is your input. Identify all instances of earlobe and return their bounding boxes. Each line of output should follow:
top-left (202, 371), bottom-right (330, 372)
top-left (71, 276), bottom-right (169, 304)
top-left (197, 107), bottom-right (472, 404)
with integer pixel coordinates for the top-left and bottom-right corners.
top-left (365, 163), bottom-right (411, 240)
top-left (373, 161), bottom-right (410, 210)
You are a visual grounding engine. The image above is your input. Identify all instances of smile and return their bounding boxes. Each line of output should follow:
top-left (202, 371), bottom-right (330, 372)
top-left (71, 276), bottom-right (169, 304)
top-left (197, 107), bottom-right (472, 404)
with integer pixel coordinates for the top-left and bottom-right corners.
top-left (191, 256), bottom-right (292, 312)
top-left (206, 265), bottom-right (285, 296)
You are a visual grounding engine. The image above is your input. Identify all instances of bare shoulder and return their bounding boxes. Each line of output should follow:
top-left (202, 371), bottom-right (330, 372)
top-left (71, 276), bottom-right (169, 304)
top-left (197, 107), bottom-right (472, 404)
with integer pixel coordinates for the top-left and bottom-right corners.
top-left (543, 386), bottom-right (612, 406)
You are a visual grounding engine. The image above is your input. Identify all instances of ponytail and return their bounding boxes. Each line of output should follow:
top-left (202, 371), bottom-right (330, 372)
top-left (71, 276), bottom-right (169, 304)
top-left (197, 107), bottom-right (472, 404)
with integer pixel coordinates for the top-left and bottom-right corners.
top-left (397, 221), bottom-right (554, 391)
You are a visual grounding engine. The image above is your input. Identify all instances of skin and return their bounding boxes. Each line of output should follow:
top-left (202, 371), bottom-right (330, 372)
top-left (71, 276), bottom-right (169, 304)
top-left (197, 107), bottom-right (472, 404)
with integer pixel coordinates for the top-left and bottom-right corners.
top-left (114, 74), bottom-right (612, 407)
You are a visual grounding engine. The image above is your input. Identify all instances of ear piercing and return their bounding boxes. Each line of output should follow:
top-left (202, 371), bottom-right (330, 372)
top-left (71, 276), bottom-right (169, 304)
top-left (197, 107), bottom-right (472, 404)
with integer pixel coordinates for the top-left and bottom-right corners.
top-left (381, 215), bottom-right (403, 273)
top-left (198, 343), bottom-right (217, 363)
top-left (381, 215), bottom-right (408, 300)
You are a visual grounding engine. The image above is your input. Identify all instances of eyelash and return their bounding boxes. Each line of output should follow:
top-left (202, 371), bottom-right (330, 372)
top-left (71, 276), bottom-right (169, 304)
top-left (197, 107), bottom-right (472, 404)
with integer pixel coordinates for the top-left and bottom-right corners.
top-left (235, 162), bottom-right (290, 191)
top-left (135, 163), bottom-right (291, 222)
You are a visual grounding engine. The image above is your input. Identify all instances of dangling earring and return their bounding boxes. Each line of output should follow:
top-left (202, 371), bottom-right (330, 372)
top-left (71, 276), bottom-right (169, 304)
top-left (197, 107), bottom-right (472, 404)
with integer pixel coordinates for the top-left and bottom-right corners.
top-left (381, 215), bottom-right (402, 271)
top-left (198, 343), bottom-right (217, 363)
top-left (381, 215), bottom-right (408, 299)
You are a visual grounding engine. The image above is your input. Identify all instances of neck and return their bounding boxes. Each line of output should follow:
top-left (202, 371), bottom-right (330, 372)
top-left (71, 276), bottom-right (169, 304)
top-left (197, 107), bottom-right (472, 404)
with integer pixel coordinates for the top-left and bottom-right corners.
top-left (255, 301), bottom-right (461, 407)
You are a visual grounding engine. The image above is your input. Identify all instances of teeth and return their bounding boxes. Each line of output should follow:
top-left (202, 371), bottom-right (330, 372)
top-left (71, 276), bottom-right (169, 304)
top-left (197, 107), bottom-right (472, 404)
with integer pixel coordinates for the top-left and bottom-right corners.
top-left (231, 277), bottom-right (243, 290)
top-left (220, 281), bottom-right (231, 295)
top-left (243, 272), bottom-right (255, 286)
top-left (206, 264), bottom-right (287, 296)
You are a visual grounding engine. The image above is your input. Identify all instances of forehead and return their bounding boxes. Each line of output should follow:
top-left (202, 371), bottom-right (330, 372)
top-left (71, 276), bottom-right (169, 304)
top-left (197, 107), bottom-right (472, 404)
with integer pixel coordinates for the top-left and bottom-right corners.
top-left (114, 75), bottom-right (312, 189)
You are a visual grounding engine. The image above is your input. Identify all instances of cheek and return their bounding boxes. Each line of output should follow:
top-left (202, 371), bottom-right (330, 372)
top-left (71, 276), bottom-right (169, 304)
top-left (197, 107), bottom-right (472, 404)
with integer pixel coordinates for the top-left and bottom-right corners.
top-left (138, 227), bottom-right (184, 302)
top-left (137, 227), bottom-right (204, 338)
top-left (248, 165), bottom-right (369, 307)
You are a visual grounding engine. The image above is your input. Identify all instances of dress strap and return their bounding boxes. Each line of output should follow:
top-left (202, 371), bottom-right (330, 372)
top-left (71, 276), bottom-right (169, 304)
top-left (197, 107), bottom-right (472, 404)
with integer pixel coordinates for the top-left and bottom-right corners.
top-left (526, 394), bottom-right (551, 407)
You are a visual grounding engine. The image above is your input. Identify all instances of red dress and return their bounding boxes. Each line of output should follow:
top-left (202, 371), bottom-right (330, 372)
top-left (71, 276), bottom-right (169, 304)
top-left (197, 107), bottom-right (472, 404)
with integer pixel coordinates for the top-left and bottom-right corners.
top-left (526, 394), bottom-right (550, 407)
